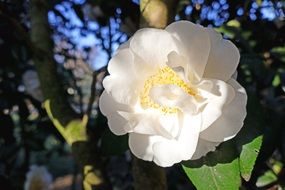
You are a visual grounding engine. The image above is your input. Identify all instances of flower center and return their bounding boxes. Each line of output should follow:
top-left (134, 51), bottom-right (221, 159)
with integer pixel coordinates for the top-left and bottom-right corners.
top-left (140, 66), bottom-right (199, 114)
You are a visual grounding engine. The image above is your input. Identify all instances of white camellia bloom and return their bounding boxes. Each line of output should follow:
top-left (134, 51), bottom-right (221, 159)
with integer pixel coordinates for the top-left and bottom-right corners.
top-left (24, 165), bottom-right (53, 190)
top-left (99, 21), bottom-right (247, 167)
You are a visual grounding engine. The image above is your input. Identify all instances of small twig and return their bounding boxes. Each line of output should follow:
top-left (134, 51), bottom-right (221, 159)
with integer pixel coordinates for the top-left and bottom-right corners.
top-left (85, 66), bottom-right (107, 118)
top-left (86, 71), bottom-right (97, 117)
top-left (107, 18), bottom-right (112, 60)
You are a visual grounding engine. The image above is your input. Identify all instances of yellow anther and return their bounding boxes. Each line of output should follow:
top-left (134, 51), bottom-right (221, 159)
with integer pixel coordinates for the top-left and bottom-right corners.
top-left (140, 66), bottom-right (199, 114)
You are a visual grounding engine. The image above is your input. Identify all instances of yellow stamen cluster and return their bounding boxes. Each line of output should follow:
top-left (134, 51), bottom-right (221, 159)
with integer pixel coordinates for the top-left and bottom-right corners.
top-left (140, 66), bottom-right (198, 114)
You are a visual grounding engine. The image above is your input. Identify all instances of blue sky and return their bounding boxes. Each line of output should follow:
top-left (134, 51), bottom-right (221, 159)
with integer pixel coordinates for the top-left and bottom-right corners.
top-left (48, 0), bottom-right (284, 70)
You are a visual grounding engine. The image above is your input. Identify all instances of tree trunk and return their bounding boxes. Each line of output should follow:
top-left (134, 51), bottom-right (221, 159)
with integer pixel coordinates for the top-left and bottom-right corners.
top-left (132, 0), bottom-right (179, 190)
top-left (29, 0), bottom-right (111, 189)
top-left (30, 0), bottom-right (76, 125)
top-left (132, 157), bottom-right (167, 190)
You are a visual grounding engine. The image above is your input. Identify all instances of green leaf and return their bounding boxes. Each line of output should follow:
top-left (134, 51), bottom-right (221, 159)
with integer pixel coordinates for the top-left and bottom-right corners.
top-left (237, 135), bottom-right (262, 181)
top-left (216, 20), bottom-right (254, 52)
top-left (64, 116), bottom-right (88, 145)
top-left (271, 46), bottom-right (285, 62)
top-left (256, 170), bottom-right (277, 187)
top-left (272, 160), bottom-right (283, 175)
top-left (100, 128), bottom-right (129, 156)
top-left (182, 94), bottom-right (264, 189)
top-left (227, 20), bottom-right (241, 28)
top-left (182, 141), bottom-right (241, 190)
top-left (236, 95), bottom-right (264, 181)
top-left (44, 100), bottom-right (88, 145)
top-left (215, 20), bottom-right (241, 39)
top-left (272, 74), bottom-right (281, 87)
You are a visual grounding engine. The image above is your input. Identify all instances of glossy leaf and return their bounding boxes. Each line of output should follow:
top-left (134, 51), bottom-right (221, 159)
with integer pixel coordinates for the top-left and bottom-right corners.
top-left (236, 95), bottom-right (264, 181)
top-left (182, 141), bottom-right (241, 190)
top-left (256, 170), bottom-right (277, 187)
top-left (182, 94), bottom-right (264, 189)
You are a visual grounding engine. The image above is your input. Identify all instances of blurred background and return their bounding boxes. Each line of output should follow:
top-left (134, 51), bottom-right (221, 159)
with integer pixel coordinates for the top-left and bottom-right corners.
top-left (0, 0), bottom-right (284, 189)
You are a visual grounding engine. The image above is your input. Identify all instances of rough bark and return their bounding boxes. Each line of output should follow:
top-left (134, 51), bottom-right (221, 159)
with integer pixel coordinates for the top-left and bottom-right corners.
top-left (30, 0), bottom-right (76, 125)
top-left (30, 0), bottom-right (111, 189)
top-left (132, 0), bottom-right (179, 190)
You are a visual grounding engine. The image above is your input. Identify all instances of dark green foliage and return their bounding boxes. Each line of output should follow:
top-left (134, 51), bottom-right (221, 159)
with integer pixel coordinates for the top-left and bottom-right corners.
top-left (100, 129), bottom-right (129, 156)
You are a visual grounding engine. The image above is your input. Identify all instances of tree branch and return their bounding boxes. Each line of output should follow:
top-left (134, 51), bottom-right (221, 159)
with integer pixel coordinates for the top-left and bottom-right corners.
top-left (86, 71), bottom-right (97, 117)
top-left (29, 0), bottom-right (111, 189)
top-left (132, 157), bottom-right (167, 190)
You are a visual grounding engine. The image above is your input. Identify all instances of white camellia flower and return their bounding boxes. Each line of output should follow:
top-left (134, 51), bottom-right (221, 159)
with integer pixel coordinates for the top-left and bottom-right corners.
top-left (99, 21), bottom-right (247, 167)
top-left (24, 165), bottom-right (53, 190)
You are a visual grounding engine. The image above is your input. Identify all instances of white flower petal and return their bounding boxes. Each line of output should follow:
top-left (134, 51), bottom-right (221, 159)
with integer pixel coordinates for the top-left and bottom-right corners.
top-left (129, 113), bottom-right (201, 167)
top-left (200, 79), bottom-right (247, 142)
top-left (203, 28), bottom-right (240, 81)
top-left (166, 51), bottom-right (187, 69)
top-left (149, 84), bottom-right (198, 114)
top-left (157, 114), bottom-right (180, 139)
top-left (180, 112), bottom-right (202, 134)
top-left (152, 114), bottom-right (201, 167)
top-left (166, 51), bottom-right (197, 82)
top-left (152, 140), bottom-right (183, 167)
top-left (107, 48), bottom-right (134, 76)
top-left (198, 79), bottom-right (235, 131)
top-left (117, 37), bottom-right (131, 51)
top-left (119, 112), bottom-right (159, 135)
top-left (130, 28), bottom-right (179, 68)
top-left (231, 71), bottom-right (238, 80)
top-left (112, 40), bottom-right (150, 80)
top-left (129, 133), bottom-right (162, 161)
top-left (99, 91), bottom-right (132, 135)
top-left (166, 21), bottom-right (211, 79)
top-left (191, 138), bottom-right (220, 160)
top-left (119, 111), bottom-right (177, 139)
top-left (103, 76), bottom-right (139, 105)
top-left (103, 49), bottom-right (141, 105)
top-left (177, 113), bottom-right (201, 158)
top-left (152, 116), bottom-right (201, 166)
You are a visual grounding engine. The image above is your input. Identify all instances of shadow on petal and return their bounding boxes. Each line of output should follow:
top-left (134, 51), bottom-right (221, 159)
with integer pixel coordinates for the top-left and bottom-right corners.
top-left (183, 94), bottom-right (264, 172)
